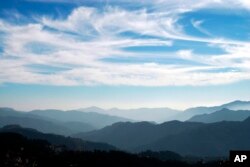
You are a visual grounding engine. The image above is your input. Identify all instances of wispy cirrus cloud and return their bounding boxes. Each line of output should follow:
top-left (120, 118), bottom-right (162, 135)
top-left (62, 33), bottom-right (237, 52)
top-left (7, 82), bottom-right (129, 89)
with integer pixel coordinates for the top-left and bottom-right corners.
top-left (0, 1), bottom-right (250, 86)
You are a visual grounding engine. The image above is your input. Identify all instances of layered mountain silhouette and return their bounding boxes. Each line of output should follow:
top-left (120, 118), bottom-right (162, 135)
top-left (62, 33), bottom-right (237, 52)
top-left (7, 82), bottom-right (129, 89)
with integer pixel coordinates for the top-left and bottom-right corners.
top-left (1, 132), bottom-right (226, 167)
top-left (79, 100), bottom-right (250, 122)
top-left (0, 107), bottom-right (131, 135)
top-left (188, 108), bottom-right (250, 123)
top-left (0, 108), bottom-right (95, 135)
top-left (0, 125), bottom-right (116, 151)
top-left (79, 107), bottom-right (180, 123)
top-left (2, 100), bottom-right (250, 157)
top-left (75, 117), bottom-right (250, 157)
top-left (30, 109), bottom-right (131, 128)
top-left (74, 121), bottom-right (204, 151)
top-left (171, 100), bottom-right (250, 121)
top-left (2, 100), bottom-right (249, 129)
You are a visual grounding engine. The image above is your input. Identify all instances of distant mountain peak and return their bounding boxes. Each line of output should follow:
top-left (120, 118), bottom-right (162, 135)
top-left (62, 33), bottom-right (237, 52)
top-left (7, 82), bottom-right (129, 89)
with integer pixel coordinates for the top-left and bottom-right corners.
top-left (85, 106), bottom-right (104, 110)
top-left (187, 108), bottom-right (250, 123)
top-left (224, 100), bottom-right (250, 106)
top-left (78, 106), bottom-right (106, 113)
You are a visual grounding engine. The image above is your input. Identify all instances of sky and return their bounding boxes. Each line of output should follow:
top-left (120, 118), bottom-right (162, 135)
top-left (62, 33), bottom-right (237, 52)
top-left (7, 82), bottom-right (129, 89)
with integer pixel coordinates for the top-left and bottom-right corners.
top-left (0, 0), bottom-right (250, 111)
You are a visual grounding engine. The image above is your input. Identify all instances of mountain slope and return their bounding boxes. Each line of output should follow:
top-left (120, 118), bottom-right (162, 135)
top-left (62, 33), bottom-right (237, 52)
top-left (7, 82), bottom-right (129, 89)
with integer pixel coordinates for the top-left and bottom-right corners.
top-left (0, 125), bottom-right (116, 151)
top-left (0, 116), bottom-right (73, 135)
top-left (80, 107), bottom-right (181, 123)
top-left (75, 117), bottom-right (250, 157)
top-left (30, 109), bottom-right (131, 128)
top-left (83, 101), bottom-right (250, 122)
top-left (74, 121), bottom-right (204, 150)
top-left (187, 108), bottom-right (250, 123)
top-left (107, 107), bottom-right (180, 123)
top-left (172, 100), bottom-right (250, 121)
top-left (0, 132), bottom-right (201, 167)
top-left (143, 118), bottom-right (250, 156)
top-left (0, 108), bottom-right (95, 135)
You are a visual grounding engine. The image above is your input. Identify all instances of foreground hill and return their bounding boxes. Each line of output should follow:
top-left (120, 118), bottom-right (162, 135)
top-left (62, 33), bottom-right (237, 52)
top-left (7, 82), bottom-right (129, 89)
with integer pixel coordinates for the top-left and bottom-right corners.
top-left (75, 117), bottom-right (250, 157)
top-left (187, 108), bottom-right (250, 123)
top-left (74, 121), bottom-right (204, 151)
top-left (0, 125), bottom-right (116, 151)
top-left (0, 132), bottom-right (228, 167)
top-left (142, 117), bottom-right (250, 156)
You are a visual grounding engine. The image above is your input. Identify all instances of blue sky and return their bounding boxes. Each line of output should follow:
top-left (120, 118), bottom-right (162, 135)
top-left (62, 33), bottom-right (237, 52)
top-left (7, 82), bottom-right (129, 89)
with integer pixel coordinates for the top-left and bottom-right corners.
top-left (0, 0), bottom-right (250, 110)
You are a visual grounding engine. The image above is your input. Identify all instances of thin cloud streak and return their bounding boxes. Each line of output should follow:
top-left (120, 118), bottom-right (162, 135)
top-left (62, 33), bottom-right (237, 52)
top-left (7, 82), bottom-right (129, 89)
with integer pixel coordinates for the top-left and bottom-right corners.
top-left (0, 2), bottom-right (250, 86)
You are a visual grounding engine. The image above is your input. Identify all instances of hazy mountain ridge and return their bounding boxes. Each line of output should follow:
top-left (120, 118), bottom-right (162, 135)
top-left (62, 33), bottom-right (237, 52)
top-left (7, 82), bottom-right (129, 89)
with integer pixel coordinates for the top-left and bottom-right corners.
top-left (109, 107), bottom-right (181, 123)
top-left (0, 116), bottom-right (74, 135)
top-left (79, 107), bottom-right (181, 123)
top-left (1, 100), bottom-right (250, 125)
top-left (0, 124), bottom-right (116, 151)
top-left (78, 100), bottom-right (250, 122)
top-left (74, 120), bottom-right (205, 151)
top-left (1, 100), bottom-right (250, 157)
top-left (142, 117), bottom-right (250, 156)
top-left (75, 117), bottom-right (250, 157)
top-left (171, 100), bottom-right (250, 121)
top-left (30, 109), bottom-right (132, 128)
top-left (0, 108), bottom-right (132, 135)
top-left (187, 108), bottom-right (250, 123)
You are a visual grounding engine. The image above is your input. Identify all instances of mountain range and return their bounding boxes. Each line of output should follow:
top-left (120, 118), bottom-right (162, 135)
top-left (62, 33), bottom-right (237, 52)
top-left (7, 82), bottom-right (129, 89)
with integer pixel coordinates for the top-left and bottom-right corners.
top-left (0, 124), bottom-right (116, 151)
top-left (1, 100), bottom-right (250, 157)
top-left (75, 117), bottom-right (250, 157)
top-left (79, 107), bottom-right (180, 123)
top-left (1, 100), bottom-right (250, 127)
top-left (188, 108), bottom-right (250, 123)
top-left (78, 100), bottom-right (250, 122)
top-left (0, 107), bottom-right (131, 135)
top-left (170, 100), bottom-right (250, 121)
top-left (30, 109), bottom-right (131, 128)
top-left (74, 121), bottom-right (204, 151)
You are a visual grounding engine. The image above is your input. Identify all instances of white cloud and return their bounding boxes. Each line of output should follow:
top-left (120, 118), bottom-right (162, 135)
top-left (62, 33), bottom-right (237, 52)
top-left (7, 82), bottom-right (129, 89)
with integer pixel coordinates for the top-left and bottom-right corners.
top-left (177, 50), bottom-right (194, 60)
top-left (191, 19), bottom-right (213, 37)
top-left (25, 0), bottom-right (250, 11)
top-left (40, 5), bottom-right (248, 46)
top-left (0, 2), bottom-right (250, 86)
